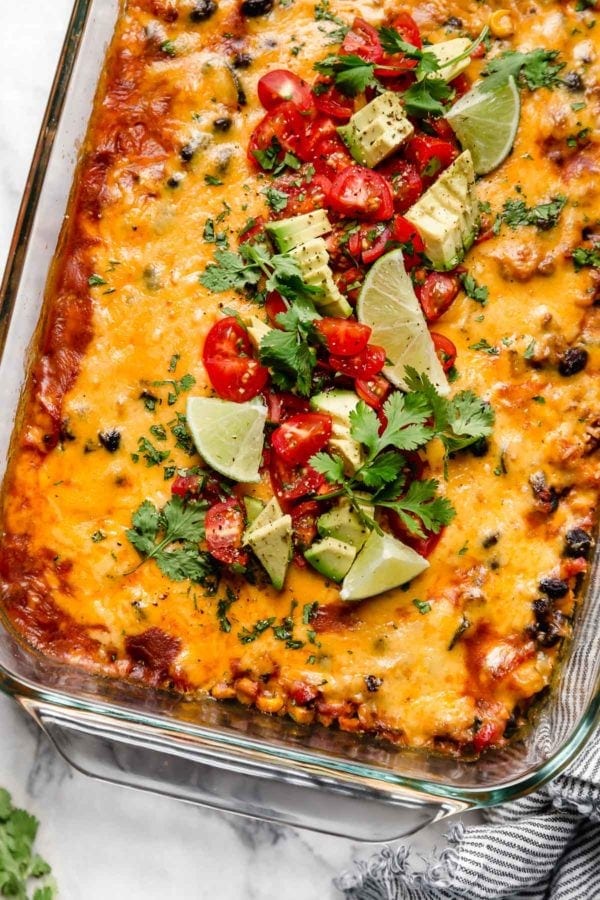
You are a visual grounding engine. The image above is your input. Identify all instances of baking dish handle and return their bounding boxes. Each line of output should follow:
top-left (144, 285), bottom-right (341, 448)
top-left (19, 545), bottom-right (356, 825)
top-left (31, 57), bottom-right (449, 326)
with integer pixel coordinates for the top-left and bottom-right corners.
top-left (21, 699), bottom-right (467, 842)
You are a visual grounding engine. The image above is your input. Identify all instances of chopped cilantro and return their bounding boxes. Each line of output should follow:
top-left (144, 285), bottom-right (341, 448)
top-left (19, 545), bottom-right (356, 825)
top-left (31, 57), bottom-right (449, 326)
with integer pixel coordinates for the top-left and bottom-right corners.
top-left (169, 412), bottom-right (197, 456)
top-left (263, 186), bottom-right (289, 212)
top-left (469, 338), bottom-right (499, 355)
top-left (204, 174), bottom-right (223, 186)
top-left (217, 586), bottom-right (238, 633)
top-left (572, 245), bottom-right (600, 270)
top-left (461, 273), bottom-right (489, 305)
top-left (135, 437), bottom-right (170, 467)
top-left (495, 195), bottom-right (567, 231)
top-left (160, 40), bottom-right (177, 57)
top-left (91, 530), bottom-right (106, 543)
top-left (413, 598), bottom-right (431, 614)
top-left (238, 617), bottom-right (276, 644)
top-left (88, 273), bottom-right (107, 287)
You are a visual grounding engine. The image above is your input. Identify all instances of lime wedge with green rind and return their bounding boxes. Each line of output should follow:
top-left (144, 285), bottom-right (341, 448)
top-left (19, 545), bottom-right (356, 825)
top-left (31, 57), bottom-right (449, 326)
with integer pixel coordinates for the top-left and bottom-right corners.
top-left (340, 529), bottom-right (429, 601)
top-left (186, 395), bottom-right (267, 483)
top-left (356, 248), bottom-right (449, 395)
top-left (445, 76), bottom-right (520, 175)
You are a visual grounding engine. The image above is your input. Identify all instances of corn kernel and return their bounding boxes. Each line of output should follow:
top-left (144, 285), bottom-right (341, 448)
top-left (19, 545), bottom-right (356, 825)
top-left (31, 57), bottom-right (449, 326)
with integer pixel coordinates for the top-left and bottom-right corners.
top-left (489, 10), bottom-right (514, 38)
top-left (256, 694), bottom-right (284, 714)
top-left (288, 705), bottom-right (315, 725)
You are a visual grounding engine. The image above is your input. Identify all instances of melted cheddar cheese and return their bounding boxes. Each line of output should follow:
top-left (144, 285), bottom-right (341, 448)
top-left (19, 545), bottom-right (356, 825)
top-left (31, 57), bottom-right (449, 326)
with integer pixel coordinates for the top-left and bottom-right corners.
top-left (1, 0), bottom-right (599, 753)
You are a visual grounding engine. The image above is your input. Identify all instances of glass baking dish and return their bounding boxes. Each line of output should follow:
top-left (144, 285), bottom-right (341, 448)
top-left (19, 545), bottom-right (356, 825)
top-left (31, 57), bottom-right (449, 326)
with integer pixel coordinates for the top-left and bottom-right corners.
top-left (1, 0), bottom-right (599, 842)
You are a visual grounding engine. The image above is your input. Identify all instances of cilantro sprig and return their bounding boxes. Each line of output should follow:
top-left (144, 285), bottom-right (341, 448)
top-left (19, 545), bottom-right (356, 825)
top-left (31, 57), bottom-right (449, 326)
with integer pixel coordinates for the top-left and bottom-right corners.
top-left (259, 296), bottom-right (321, 396)
top-left (0, 788), bottom-right (56, 899)
top-left (481, 48), bottom-right (565, 93)
top-left (572, 245), bottom-right (600, 270)
top-left (200, 242), bottom-right (323, 305)
top-left (126, 496), bottom-right (216, 583)
top-left (310, 368), bottom-right (493, 537)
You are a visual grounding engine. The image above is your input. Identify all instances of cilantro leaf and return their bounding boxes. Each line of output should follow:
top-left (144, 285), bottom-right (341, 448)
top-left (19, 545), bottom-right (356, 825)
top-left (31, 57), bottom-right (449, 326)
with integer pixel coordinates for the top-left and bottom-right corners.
top-left (402, 79), bottom-right (454, 117)
top-left (572, 245), bottom-right (600, 270)
top-left (482, 49), bottom-right (565, 93)
top-left (358, 450), bottom-right (405, 488)
top-left (259, 329), bottom-right (317, 395)
top-left (310, 451), bottom-right (346, 483)
top-left (0, 789), bottom-right (56, 899)
top-left (378, 391), bottom-right (433, 452)
top-left (349, 401), bottom-right (380, 457)
top-left (313, 54), bottom-right (378, 95)
top-left (263, 186), bottom-right (289, 212)
top-left (200, 249), bottom-right (262, 293)
top-left (445, 392), bottom-right (495, 453)
top-left (380, 479), bottom-right (456, 538)
top-left (126, 496), bottom-right (213, 584)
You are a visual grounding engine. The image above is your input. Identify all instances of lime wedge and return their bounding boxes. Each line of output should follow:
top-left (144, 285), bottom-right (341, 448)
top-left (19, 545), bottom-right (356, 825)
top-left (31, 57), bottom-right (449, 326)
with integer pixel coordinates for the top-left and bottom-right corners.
top-left (340, 530), bottom-right (429, 602)
top-left (186, 395), bottom-right (267, 483)
top-left (356, 248), bottom-right (449, 395)
top-left (445, 76), bottom-right (520, 175)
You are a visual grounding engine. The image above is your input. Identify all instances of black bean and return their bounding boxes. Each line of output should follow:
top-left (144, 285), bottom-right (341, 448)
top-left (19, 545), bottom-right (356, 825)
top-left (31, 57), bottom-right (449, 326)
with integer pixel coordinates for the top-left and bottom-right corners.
top-left (240, 0), bottom-right (274, 17)
top-left (539, 576), bottom-right (569, 599)
top-left (190, 0), bottom-right (217, 22)
top-left (233, 53), bottom-right (252, 69)
top-left (364, 675), bottom-right (382, 693)
top-left (180, 143), bottom-right (196, 162)
top-left (444, 16), bottom-right (463, 28)
top-left (469, 437), bottom-right (489, 457)
top-left (213, 117), bottom-right (232, 132)
top-left (564, 527), bottom-right (592, 559)
top-left (527, 599), bottom-right (566, 648)
top-left (563, 71), bottom-right (585, 92)
top-left (99, 429), bottom-right (121, 453)
top-left (558, 346), bottom-right (588, 377)
top-left (482, 532), bottom-right (499, 549)
top-left (530, 471), bottom-right (559, 513)
top-left (167, 173), bottom-right (183, 188)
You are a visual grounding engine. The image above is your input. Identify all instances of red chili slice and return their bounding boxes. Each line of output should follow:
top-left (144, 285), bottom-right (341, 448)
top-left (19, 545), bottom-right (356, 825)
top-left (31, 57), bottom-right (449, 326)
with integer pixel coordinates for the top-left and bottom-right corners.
top-left (418, 273), bottom-right (460, 323)
top-left (257, 70), bottom-right (315, 114)
top-left (271, 412), bottom-right (333, 466)
top-left (328, 166), bottom-right (394, 222)
top-left (431, 332), bottom-right (457, 372)
top-left (203, 317), bottom-right (269, 402)
top-left (205, 498), bottom-right (248, 566)
top-left (354, 375), bottom-right (391, 409)
top-left (329, 344), bottom-right (387, 379)
top-left (315, 317), bottom-right (372, 356)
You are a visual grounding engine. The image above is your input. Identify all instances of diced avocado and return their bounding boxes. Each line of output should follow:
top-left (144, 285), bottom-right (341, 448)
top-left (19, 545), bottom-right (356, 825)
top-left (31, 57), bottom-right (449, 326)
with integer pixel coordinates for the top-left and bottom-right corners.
top-left (328, 436), bottom-right (364, 475)
top-left (337, 91), bottom-right (414, 168)
top-left (246, 316), bottom-right (272, 351)
top-left (267, 210), bottom-right (332, 252)
top-left (245, 514), bottom-right (292, 590)
top-left (244, 496), bottom-right (283, 540)
top-left (404, 150), bottom-right (478, 271)
top-left (289, 241), bottom-right (352, 318)
top-left (288, 237), bottom-right (330, 274)
top-left (317, 497), bottom-right (373, 549)
top-left (304, 537), bottom-right (357, 582)
top-left (243, 496), bottom-right (265, 527)
top-left (426, 38), bottom-right (473, 83)
top-left (310, 390), bottom-right (365, 474)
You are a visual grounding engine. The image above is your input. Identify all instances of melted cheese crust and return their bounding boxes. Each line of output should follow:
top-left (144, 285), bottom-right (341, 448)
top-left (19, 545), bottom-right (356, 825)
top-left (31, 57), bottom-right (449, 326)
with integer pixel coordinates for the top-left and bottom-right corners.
top-left (1, 0), bottom-right (600, 752)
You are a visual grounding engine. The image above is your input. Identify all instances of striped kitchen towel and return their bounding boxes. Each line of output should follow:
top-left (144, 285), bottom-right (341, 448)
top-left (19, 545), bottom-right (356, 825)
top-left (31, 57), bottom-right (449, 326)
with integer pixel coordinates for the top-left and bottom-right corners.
top-left (335, 731), bottom-right (600, 899)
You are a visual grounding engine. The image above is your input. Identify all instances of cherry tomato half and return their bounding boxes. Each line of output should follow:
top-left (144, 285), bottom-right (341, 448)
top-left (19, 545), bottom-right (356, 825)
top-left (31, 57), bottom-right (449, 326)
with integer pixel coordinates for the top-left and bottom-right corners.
top-left (271, 413), bottom-right (332, 466)
top-left (328, 166), bottom-right (394, 222)
top-left (405, 134), bottom-right (458, 178)
top-left (270, 167), bottom-right (332, 217)
top-left (248, 102), bottom-right (305, 168)
top-left (431, 332), bottom-right (457, 372)
top-left (473, 721), bottom-right (502, 754)
top-left (313, 81), bottom-right (354, 120)
top-left (316, 317), bottom-right (371, 356)
top-left (388, 514), bottom-right (445, 558)
top-left (341, 17), bottom-right (382, 63)
top-left (418, 272), bottom-right (460, 323)
top-left (391, 11), bottom-right (422, 49)
top-left (265, 291), bottom-right (288, 326)
top-left (203, 317), bottom-right (269, 402)
top-left (329, 344), bottom-right (387, 379)
top-left (290, 500), bottom-right (319, 550)
top-left (264, 391), bottom-right (311, 424)
top-left (354, 375), bottom-right (391, 409)
top-left (257, 70), bottom-right (315, 114)
top-left (270, 454), bottom-right (325, 508)
top-left (205, 498), bottom-right (248, 566)
top-left (391, 216), bottom-right (425, 269)
top-left (334, 267), bottom-right (364, 304)
top-left (376, 158), bottom-right (423, 213)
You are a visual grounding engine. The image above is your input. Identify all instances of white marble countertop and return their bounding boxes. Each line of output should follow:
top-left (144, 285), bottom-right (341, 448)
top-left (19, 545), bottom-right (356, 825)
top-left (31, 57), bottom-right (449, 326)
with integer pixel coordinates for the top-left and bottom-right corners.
top-left (0, 3), bottom-right (478, 896)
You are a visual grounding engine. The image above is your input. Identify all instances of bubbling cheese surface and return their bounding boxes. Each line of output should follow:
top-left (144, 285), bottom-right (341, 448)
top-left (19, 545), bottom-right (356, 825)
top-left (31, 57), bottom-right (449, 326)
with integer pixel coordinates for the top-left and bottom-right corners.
top-left (1, 0), bottom-right (599, 752)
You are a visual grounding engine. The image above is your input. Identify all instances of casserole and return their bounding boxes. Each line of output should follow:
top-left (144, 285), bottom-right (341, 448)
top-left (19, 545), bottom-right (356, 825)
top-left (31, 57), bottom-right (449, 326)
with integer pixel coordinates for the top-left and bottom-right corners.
top-left (0, 0), bottom-right (599, 840)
